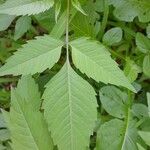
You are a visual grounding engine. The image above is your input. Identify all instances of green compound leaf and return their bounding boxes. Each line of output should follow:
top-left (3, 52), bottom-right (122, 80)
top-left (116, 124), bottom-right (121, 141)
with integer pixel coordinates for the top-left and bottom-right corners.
top-left (43, 62), bottom-right (97, 150)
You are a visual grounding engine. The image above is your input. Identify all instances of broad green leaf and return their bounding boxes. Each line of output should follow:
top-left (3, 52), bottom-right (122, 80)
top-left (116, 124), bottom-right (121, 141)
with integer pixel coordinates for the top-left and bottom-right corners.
top-left (100, 86), bottom-right (128, 118)
top-left (43, 62), bottom-right (97, 150)
top-left (0, 0), bottom-right (54, 16)
top-left (147, 92), bottom-right (150, 117)
top-left (14, 16), bottom-right (31, 40)
top-left (102, 27), bottom-right (123, 46)
top-left (0, 35), bottom-right (63, 76)
top-left (3, 76), bottom-right (53, 150)
top-left (0, 14), bottom-right (15, 31)
top-left (124, 58), bottom-right (141, 83)
top-left (97, 118), bottom-right (138, 150)
top-left (109, 0), bottom-right (150, 22)
top-left (143, 54), bottom-right (150, 77)
top-left (136, 33), bottom-right (150, 53)
top-left (138, 131), bottom-right (150, 146)
top-left (70, 37), bottom-right (135, 92)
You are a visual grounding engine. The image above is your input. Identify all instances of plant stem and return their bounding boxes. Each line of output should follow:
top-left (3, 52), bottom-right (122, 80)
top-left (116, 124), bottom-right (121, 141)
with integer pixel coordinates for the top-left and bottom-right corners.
top-left (98, 0), bottom-right (109, 41)
top-left (66, 0), bottom-right (70, 62)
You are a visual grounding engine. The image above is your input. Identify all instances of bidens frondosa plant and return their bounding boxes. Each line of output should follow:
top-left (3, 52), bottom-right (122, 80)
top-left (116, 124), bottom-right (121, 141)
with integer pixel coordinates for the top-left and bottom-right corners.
top-left (0, 0), bottom-right (150, 150)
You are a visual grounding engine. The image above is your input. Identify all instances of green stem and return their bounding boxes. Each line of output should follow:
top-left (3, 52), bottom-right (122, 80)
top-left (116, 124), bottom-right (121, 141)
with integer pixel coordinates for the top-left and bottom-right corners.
top-left (66, 0), bottom-right (70, 62)
top-left (98, 0), bottom-right (109, 41)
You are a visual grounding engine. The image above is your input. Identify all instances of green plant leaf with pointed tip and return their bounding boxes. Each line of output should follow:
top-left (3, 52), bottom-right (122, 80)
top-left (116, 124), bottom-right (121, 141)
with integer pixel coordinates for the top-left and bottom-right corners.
top-left (70, 37), bottom-right (135, 92)
top-left (0, 35), bottom-right (63, 76)
top-left (42, 62), bottom-right (97, 150)
top-left (3, 75), bottom-right (53, 150)
top-left (14, 16), bottom-right (31, 40)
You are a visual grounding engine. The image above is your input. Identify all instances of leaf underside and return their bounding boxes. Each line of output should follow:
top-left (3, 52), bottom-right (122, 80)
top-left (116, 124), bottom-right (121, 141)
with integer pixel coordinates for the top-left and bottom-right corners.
top-left (0, 35), bottom-right (63, 76)
top-left (3, 76), bottom-right (53, 150)
top-left (43, 62), bottom-right (97, 150)
top-left (70, 37), bottom-right (135, 92)
top-left (0, 0), bottom-right (54, 16)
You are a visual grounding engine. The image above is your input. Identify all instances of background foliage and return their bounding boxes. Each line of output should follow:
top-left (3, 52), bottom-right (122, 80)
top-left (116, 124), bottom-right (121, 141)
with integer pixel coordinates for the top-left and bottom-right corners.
top-left (0, 0), bottom-right (150, 150)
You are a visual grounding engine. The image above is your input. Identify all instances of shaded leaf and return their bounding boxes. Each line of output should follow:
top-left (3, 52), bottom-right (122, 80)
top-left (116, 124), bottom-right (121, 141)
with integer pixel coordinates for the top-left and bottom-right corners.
top-left (14, 16), bottom-right (31, 40)
top-left (0, 14), bottom-right (15, 31)
top-left (102, 27), bottom-right (123, 46)
top-left (97, 118), bottom-right (138, 150)
top-left (109, 0), bottom-right (150, 22)
top-left (100, 86), bottom-right (128, 118)
top-left (143, 54), bottom-right (150, 77)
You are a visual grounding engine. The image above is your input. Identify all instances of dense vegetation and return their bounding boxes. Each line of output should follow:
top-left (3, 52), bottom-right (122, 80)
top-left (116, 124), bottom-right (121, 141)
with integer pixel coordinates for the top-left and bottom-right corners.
top-left (0, 0), bottom-right (150, 150)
